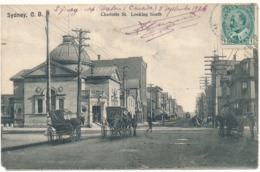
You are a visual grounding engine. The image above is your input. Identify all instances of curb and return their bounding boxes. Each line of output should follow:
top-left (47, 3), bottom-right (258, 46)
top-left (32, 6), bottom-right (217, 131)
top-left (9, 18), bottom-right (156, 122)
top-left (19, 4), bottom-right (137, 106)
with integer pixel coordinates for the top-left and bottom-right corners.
top-left (2, 141), bottom-right (48, 152)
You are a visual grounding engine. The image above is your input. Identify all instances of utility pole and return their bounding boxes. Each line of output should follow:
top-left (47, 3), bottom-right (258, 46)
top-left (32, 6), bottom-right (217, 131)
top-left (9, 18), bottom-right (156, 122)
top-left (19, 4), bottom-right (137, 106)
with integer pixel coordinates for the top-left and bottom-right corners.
top-left (72, 29), bottom-right (90, 120)
top-left (204, 52), bottom-right (226, 128)
top-left (199, 76), bottom-right (210, 118)
top-left (45, 10), bottom-right (51, 113)
top-left (123, 66), bottom-right (128, 108)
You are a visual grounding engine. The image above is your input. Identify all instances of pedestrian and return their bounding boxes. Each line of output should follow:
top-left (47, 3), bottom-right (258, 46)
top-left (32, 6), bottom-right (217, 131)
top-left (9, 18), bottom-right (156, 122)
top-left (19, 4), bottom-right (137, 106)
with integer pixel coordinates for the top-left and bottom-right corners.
top-left (101, 117), bottom-right (108, 138)
top-left (146, 113), bottom-right (152, 133)
top-left (132, 114), bottom-right (137, 136)
top-left (247, 113), bottom-right (255, 139)
top-left (162, 113), bottom-right (165, 126)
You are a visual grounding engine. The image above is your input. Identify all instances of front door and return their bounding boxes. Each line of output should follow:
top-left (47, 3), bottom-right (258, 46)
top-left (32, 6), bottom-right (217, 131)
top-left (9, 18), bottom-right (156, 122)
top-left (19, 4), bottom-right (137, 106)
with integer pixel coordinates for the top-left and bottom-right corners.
top-left (92, 106), bottom-right (101, 123)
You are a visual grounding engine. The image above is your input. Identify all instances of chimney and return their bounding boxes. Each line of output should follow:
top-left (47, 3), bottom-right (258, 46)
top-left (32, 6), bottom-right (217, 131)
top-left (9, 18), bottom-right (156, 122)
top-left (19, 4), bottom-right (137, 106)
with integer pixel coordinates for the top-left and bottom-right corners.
top-left (97, 54), bottom-right (101, 61)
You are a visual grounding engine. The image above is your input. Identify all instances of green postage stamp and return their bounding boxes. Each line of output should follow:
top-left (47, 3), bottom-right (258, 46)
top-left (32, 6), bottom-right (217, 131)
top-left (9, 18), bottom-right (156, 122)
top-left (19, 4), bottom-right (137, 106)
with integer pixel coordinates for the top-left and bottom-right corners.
top-left (222, 5), bottom-right (255, 45)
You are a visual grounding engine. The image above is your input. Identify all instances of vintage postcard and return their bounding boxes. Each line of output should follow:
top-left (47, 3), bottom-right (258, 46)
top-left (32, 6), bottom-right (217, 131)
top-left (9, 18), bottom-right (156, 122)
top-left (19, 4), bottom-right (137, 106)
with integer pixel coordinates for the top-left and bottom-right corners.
top-left (1, 2), bottom-right (258, 170)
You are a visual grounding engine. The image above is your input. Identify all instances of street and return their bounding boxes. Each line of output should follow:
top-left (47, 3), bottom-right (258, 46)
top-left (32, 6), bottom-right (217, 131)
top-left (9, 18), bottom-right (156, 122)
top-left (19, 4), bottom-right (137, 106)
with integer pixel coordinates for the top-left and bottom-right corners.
top-left (1, 119), bottom-right (258, 169)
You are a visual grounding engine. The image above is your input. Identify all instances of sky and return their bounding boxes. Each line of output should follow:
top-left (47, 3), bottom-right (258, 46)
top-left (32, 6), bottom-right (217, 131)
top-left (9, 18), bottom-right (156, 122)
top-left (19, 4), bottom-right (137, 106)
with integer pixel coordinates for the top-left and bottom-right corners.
top-left (1, 3), bottom-right (256, 112)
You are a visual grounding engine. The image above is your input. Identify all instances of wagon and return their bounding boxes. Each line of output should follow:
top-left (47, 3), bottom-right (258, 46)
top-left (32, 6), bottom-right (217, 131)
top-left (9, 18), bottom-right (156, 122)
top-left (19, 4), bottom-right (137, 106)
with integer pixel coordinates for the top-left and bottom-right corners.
top-left (47, 109), bottom-right (82, 143)
top-left (218, 108), bottom-right (244, 137)
top-left (101, 106), bottom-right (132, 137)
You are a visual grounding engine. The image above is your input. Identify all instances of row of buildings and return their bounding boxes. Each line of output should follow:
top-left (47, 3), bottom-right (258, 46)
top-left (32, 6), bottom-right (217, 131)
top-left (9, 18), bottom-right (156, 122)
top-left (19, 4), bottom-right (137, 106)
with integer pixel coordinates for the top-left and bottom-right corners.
top-left (1, 35), bottom-right (184, 127)
top-left (147, 86), bottom-right (185, 120)
top-left (196, 49), bottom-right (258, 125)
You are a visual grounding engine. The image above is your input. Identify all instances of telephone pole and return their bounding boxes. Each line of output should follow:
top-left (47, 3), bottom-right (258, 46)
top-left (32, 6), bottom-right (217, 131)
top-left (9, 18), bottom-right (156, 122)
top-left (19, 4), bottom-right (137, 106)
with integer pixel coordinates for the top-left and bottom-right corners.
top-left (122, 66), bottom-right (128, 108)
top-left (45, 10), bottom-right (51, 113)
top-left (204, 52), bottom-right (226, 128)
top-left (72, 29), bottom-right (90, 119)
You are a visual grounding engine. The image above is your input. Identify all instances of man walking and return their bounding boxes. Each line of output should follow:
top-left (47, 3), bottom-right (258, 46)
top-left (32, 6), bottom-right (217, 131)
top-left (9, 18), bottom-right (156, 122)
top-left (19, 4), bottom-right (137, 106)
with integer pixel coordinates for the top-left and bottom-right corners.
top-left (248, 113), bottom-right (255, 139)
top-left (146, 113), bottom-right (153, 133)
top-left (132, 114), bottom-right (137, 136)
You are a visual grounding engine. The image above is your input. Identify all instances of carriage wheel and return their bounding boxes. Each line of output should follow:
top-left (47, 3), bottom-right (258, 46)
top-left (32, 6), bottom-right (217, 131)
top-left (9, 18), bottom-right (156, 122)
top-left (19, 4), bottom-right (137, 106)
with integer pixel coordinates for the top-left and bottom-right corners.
top-left (47, 127), bottom-right (54, 143)
top-left (76, 126), bottom-right (81, 140)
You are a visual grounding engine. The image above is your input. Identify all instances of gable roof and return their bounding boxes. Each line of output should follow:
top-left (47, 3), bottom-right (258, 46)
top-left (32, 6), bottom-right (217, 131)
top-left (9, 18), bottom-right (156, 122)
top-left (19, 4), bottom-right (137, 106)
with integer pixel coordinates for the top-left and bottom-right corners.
top-left (10, 69), bottom-right (30, 80)
top-left (10, 60), bottom-right (78, 81)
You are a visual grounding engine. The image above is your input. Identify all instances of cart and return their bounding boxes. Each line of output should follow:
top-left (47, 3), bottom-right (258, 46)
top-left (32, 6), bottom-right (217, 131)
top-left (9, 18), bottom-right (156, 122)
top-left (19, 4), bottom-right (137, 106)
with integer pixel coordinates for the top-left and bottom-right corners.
top-left (220, 108), bottom-right (244, 137)
top-left (103, 106), bottom-right (132, 137)
top-left (47, 109), bottom-right (82, 143)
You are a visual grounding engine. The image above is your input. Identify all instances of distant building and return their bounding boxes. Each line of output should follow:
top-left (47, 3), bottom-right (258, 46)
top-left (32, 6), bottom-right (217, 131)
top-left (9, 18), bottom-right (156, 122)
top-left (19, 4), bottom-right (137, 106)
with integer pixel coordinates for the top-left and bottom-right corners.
top-left (176, 105), bottom-right (185, 118)
top-left (147, 86), bottom-right (163, 119)
top-left (161, 92), bottom-right (169, 114)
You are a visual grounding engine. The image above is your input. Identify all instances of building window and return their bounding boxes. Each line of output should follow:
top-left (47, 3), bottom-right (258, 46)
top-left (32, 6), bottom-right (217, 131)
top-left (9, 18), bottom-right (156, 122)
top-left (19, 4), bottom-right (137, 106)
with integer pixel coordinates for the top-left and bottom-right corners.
top-left (17, 107), bottom-right (22, 114)
top-left (51, 90), bottom-right (56, 110)
top-left (243, 63), bottom-right (248, 72)
top-left (59, 99), bottom-right (64, 110)
top-left (242, 82), bottom-right (247, 89)
top-left (81, 79), bottom-right (85, 91)
top-left (38, 99), bottom-right (43, 113)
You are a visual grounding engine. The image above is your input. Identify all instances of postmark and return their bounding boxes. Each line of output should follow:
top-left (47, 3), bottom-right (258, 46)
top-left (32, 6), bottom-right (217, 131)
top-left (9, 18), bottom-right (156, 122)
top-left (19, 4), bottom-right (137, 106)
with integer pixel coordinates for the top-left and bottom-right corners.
top-left (222, 5), bottom-right (255, 45)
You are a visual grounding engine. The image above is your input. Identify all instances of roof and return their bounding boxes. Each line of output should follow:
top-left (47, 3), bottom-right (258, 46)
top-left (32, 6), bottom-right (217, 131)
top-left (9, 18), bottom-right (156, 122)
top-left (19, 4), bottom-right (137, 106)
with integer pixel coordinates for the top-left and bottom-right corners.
top-left (84, 66), bottom-right (117, 77)
top-left (92, 60), bottom-right (115, 67)
top-left (82, 66), bottom-right (121, 82)
top-left (50, 35), bottom-right (91, 65)
top-left (10, 69), bottom-right (30, 80)
top-left (10, 60), bottom-right (78, 81)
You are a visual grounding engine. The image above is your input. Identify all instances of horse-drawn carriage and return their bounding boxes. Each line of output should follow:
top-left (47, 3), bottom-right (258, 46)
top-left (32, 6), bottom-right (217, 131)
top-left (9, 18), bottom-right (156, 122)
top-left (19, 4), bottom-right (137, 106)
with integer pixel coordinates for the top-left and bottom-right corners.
top-left (47, 109), bottom-right (82, 142)
top-left (217, 107), bottom-right (245, 137)
top-left (101, 106), bottom-right (132, 138)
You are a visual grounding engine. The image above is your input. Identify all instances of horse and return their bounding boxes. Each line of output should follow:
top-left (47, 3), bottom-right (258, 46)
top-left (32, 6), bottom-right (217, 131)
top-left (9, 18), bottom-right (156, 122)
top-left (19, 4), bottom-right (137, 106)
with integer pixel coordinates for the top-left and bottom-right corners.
top-left (220, 108), bottom-right (244, 137)
top-left (191, 115), bottom-right (202, 127)
top-left (216, 114), bottom-right (225, 136)
top-left (121, 112), bottom-right (133, 136)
